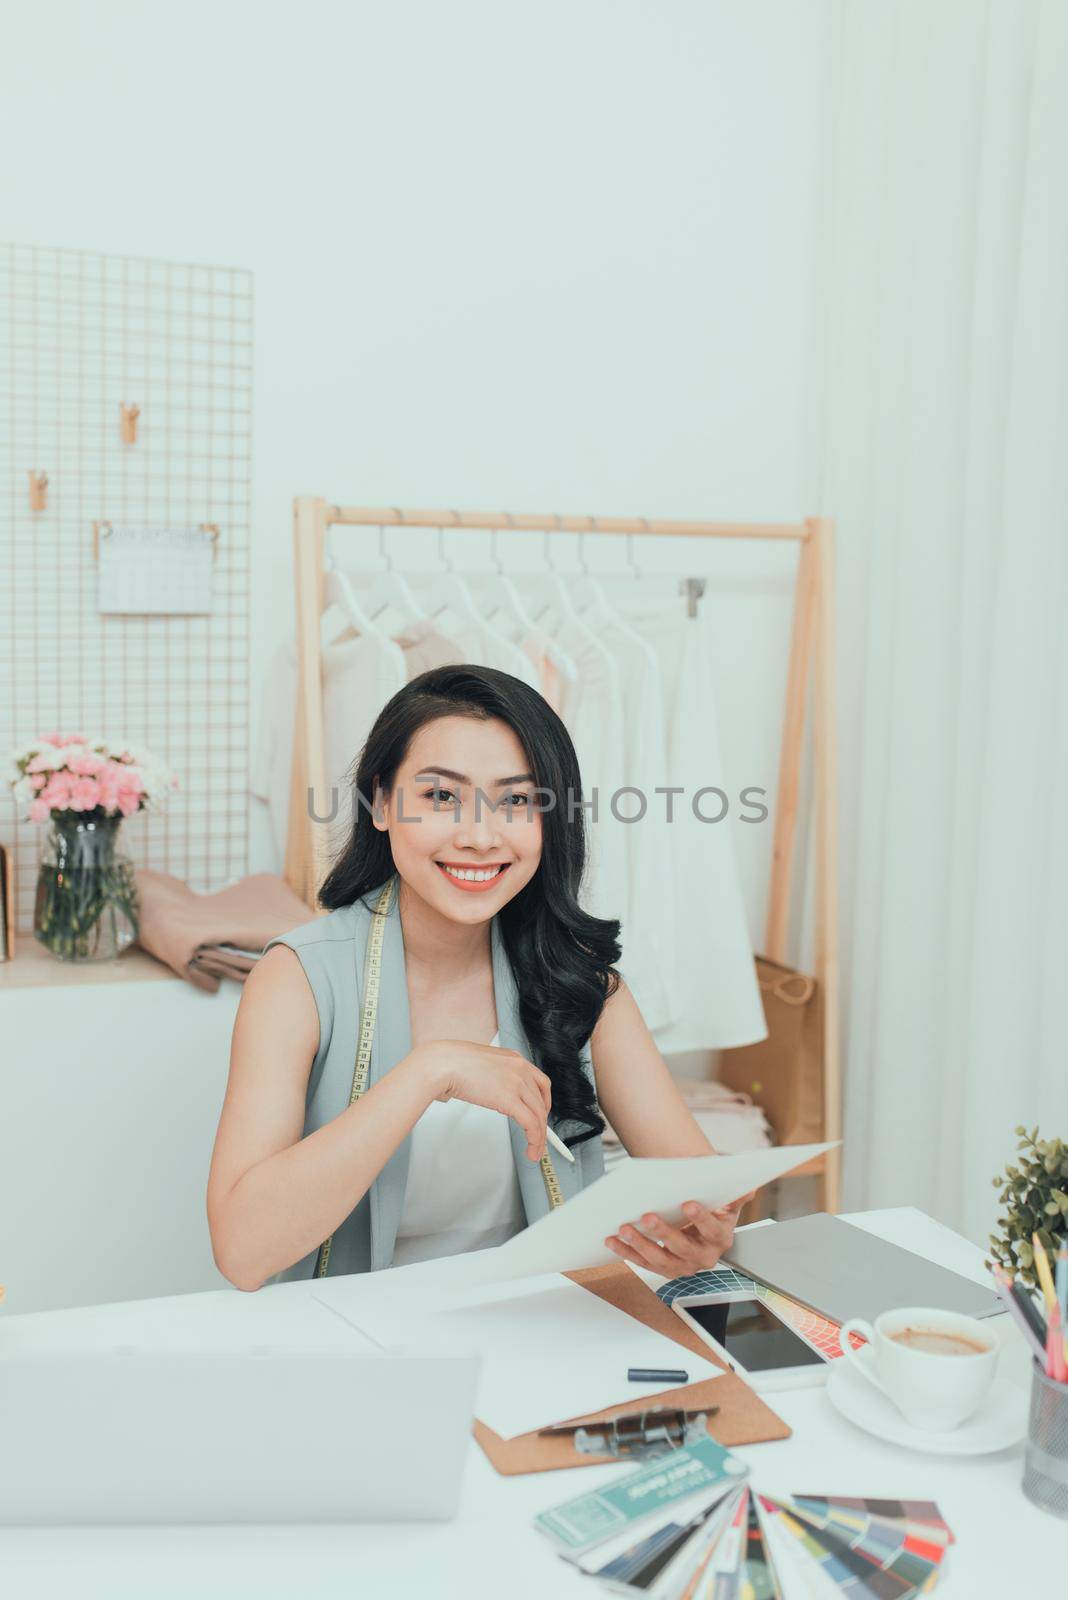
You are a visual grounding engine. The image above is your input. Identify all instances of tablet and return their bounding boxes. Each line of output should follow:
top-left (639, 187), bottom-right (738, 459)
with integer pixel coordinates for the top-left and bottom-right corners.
top-left (671, 1292), bottom-right (829, 1392)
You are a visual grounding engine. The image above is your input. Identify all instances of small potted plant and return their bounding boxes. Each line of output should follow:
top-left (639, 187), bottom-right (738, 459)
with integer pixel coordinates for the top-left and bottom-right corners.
top-left (989, 1126), bottom-right (1068, 1287)
top-left (7, 733), bottom-right (178, 962)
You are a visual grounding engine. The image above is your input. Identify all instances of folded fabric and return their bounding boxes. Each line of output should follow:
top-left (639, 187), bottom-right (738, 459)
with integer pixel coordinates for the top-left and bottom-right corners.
top-left (189, 949), bottom-right (258, 985)
top-left (601, 1078), bottom-right (771, 1154)
top-left (134, 869), bottom-right (318, 992)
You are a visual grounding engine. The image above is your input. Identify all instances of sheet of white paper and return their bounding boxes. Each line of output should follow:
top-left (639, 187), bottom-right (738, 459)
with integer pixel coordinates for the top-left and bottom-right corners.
top-left (317, 1273), bottom-right (727, 1440)
top-left (492, 1142), bottom-right (837, 1279)
top-left (310, 1145), bottom-right (839, 1329)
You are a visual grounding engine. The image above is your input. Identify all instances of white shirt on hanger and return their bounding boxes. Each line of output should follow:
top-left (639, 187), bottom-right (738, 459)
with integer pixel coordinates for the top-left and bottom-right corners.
top-left (391, 1030), bottom-right (528, 1267)
top-left (518, 627), bottom-right (566, 712)
top-left (574, 591), bottom-right (675, 1033)
top-left (392, 616), bottom-right (467, 679)
top-left (252, 617), bottom-right (471, 867)
top-left (552, 617), bottom-right (631, 940)
top-left (632, 600), bottom-right (766, 1051)
top-left (445, 619), bottom-right (543, 691)
top-left (251, 631), bottom-right (407, 869)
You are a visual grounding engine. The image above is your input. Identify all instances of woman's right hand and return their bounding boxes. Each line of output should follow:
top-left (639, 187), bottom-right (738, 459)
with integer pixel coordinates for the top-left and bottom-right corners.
top-left (409, 1040), bottom-right (552, 1162)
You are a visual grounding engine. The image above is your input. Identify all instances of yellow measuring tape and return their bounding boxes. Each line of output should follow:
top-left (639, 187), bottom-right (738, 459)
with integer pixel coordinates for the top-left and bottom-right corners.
top-left (313, 875), bottom-right (563, 1278)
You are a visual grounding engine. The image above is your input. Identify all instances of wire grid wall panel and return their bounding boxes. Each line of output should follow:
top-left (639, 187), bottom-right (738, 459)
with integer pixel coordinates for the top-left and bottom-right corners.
top-left (0, 243), bottom-right (252, 934)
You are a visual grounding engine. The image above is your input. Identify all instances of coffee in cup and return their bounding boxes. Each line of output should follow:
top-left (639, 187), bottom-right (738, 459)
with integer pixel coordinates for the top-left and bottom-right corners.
top-left (887, 1326), bottom-right (990, 1357)
top-left (837, 1306), bottom-right (998, 1431)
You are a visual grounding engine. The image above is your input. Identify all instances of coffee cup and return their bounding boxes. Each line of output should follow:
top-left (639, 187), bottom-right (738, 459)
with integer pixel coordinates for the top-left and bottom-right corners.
top-left (837, 1306), bottom-right (998, 1432)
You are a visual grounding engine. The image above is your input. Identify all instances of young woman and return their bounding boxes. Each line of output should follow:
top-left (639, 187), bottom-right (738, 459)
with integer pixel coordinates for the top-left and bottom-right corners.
top-left (208, 664), bottom-right (751, 1290)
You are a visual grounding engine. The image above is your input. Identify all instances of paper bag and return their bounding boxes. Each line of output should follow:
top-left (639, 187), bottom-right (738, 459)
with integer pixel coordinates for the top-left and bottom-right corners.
top-left (717, 956), bottom-right (823, 1151)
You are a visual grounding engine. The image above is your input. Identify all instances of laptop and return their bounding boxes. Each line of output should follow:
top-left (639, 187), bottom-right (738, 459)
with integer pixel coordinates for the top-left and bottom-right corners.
top-left (725, 1213), bottom-right (1005, 1325)
top-left (0, 1308), bottom-right (479, 1525)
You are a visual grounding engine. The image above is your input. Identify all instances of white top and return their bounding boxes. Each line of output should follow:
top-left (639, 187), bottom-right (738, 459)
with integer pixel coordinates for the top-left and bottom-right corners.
top-left (391, 1031), bottom-right (527, 1268)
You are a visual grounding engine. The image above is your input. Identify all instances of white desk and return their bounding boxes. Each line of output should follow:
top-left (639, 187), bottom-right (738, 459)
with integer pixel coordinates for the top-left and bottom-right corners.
top-left (0, 1208), bottom-right (1053, 1598)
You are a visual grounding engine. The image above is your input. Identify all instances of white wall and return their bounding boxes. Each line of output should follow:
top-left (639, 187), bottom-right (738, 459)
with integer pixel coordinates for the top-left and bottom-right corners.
top-left (0, 0), bottom-right (833, 943)
top-left (0, 2), bottom-right (844, 1310)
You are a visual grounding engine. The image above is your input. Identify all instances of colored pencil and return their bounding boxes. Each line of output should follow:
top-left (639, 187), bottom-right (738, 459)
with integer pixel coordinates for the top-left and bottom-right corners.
top-left (991, 1269), bottom-right (1046, 1365)
top-left (1047, 1300), bottom-right (1068, 1384)
top-left (1007, 1274), bottom-right (1048, 1349)
top-left (1046, 1311), bottom-right (1066, 1383)
top-left (1032, 1233), bottom-right (1058, 1314)
top-left (1057, 1245), bottom-right (1068, 1367)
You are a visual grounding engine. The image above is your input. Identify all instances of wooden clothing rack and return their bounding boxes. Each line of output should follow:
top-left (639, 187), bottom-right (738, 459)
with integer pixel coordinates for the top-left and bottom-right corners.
top-left (284, 499), bottom-right (840, 1209)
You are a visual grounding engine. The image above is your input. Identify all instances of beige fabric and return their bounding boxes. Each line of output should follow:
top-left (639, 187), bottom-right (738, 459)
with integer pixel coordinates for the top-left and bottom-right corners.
top-left (134, 869), bottom-right (317, 992)
top-left (394, 618), bottom-right (466, 678)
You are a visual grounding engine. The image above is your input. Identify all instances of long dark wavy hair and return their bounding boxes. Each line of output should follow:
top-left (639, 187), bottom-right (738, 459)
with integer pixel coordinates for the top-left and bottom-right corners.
top-left (319, 664), bottom-right (620, 1144)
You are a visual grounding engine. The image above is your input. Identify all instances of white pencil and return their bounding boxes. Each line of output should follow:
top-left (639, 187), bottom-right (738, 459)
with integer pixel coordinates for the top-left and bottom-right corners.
top-left (546, 1125), bottom-right (576, 1164)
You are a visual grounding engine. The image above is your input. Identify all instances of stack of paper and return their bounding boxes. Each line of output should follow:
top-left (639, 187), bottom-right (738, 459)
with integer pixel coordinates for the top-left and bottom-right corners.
top-left (319, 1273), bottom-right (728, 1439)
top-left (536, 1460), bottom-right (956, 1598)
top-left (493, 1143), bottom-right (837, 1278)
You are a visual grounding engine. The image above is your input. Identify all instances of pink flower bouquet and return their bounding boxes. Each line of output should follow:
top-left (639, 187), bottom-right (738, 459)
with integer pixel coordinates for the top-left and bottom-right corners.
top-left (7, 734), bottom-right (178, 961)
top-left (8, 733), bottom-right (178, 824)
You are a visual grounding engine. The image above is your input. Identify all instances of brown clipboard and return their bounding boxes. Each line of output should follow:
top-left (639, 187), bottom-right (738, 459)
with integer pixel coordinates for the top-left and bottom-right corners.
top-left (473, 1263), bottom-right (791, 1475)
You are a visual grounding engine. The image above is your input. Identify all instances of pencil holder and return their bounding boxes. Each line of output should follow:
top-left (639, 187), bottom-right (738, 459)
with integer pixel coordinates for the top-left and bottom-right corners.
top-left (1023, 1365), bottom-right (1068, 1520)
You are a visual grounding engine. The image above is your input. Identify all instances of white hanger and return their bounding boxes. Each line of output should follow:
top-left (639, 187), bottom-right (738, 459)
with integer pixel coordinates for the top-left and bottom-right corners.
top-left (529, 522), bottom-right (594, 635)
top-left (323, 555), bottom-right (390, 644)
top-left (572, 528), bottom-right (658, 666)
top-left (357, 524), bottom-right (429, 631)
top-left (423, 525), bottom-right (483, 628)
top-left (479, 527), bottom-right (579, 681)
top-left (479, 524), bottom-right (535, 634)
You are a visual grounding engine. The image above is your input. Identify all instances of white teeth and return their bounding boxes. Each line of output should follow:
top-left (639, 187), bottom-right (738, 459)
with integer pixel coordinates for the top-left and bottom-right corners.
top-left (440, 864), bottom-right (504, 883)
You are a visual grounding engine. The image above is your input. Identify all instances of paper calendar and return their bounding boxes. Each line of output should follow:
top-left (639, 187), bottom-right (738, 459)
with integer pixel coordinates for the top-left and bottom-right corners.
top-left (98, 526), bottom-right (215, 615)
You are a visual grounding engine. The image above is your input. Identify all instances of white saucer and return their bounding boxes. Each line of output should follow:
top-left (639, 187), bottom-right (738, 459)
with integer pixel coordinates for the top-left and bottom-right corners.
top-left (826, 1350), bottom-right (1026, 1456)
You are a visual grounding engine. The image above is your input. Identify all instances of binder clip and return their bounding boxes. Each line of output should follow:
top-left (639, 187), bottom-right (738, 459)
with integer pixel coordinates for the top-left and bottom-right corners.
top-left (542, 1405), bottom-right (713, 1462)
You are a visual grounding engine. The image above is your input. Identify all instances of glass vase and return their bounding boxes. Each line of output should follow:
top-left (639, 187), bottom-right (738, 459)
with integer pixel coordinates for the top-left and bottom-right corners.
top-left (33, 814), bottom-right (140, 962)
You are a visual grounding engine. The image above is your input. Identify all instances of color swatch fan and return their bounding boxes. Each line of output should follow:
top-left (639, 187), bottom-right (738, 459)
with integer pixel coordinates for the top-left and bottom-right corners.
top-left (757, 1495), bottom-right (954, 1599)
top-left (535, 1444), bottom-right (956, 1599)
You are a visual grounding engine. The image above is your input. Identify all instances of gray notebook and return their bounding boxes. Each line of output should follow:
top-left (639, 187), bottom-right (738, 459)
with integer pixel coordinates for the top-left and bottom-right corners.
top-left (725, 1213), bottom-right (1004, 1324)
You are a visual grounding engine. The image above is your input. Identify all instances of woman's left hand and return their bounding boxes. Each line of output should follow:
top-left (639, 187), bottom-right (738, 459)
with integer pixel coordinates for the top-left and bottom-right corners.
top-left (604, 1193), bottom-right (755, 1277)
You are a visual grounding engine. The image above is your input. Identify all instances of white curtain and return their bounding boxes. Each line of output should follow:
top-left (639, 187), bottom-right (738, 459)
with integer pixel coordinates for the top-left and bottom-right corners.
top-left (820, 0), bottom-right (1068, 1244)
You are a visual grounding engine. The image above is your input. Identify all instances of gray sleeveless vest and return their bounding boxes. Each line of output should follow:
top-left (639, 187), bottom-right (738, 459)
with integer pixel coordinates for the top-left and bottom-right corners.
top-left (262, 875), bottom-right (604, 1281)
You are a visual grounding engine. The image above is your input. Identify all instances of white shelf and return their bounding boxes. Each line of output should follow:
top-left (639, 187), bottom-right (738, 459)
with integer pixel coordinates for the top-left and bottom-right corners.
top-left (0, 941), bottom-right (179, 990)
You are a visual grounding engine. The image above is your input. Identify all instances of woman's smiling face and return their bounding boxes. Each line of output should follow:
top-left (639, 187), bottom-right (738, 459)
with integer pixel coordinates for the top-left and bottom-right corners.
top-left (372, 714), bottom-right (543, 921)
